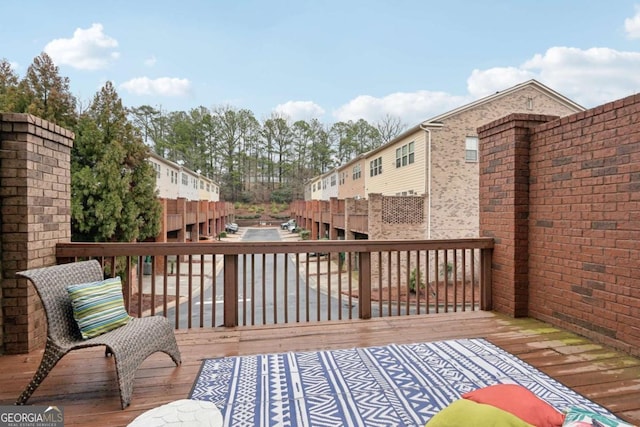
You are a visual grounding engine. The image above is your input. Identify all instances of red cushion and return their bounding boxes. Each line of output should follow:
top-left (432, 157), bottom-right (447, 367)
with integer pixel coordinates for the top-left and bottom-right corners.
top-left (462, 384), bottom-right (565, 427)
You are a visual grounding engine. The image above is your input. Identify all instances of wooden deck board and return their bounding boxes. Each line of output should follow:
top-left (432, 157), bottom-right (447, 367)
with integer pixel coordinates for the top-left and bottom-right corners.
top-left (1, 311), bottom-right (638, 426)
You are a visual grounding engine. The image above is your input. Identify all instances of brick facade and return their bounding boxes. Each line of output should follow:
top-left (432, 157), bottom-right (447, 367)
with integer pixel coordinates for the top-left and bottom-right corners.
top-left (479, 94), bottom-right (640, 355)
top-left (0, 113), bottom-right (73, 354)
top-left (367, 194), bottom-right (428, 240)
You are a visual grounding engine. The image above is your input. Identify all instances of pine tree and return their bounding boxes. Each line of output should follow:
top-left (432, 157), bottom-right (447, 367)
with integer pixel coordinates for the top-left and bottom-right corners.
top-left (0, 58), bottom-right (20, 112)
top-left (71, 81), bottom-right (161, 242)
top-left (19, 52), bottom-right (77, 128)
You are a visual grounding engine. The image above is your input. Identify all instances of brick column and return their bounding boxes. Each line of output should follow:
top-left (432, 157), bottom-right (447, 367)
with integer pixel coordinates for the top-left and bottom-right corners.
top-left (0, 113), bottom-right (73, 354)
top-left (177, 197), bottom-right (187, 242)
top-left (367, 193), bottom-right (382, 240)
top-left (344, 198), bottom-right (356, 240)
top-left (478, 113), bottom-right (557, 317)
top-left (311, 200), bottom-right (319, 240)
top-left (329, 197), bottom-right (338, 240)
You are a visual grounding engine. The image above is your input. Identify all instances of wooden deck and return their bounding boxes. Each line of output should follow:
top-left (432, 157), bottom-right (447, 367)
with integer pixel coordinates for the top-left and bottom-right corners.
top-left (1, 311), bottom-right (639, 426)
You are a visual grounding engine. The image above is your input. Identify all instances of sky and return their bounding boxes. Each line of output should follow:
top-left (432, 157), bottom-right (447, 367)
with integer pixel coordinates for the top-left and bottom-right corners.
top-left (2, 1), bottom-right (640, 125)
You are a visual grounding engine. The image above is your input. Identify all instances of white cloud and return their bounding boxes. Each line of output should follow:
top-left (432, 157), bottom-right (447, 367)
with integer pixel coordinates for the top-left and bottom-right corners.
top-left (333, 43), bottom-right (640, 126)
top-left (625, 6), bottom-right (640, 39)
top-left (144, 56), bottom-right (157, 67)
top-left (467, 67), bottom-right (536, 98)
top-left (44, 23), bottom-right (119, 70)
top-left (333, 91), bottom-right (468, 124)
top-left (523, 46), bottom-right (640, 106)
top-left (273, 101), bottom-right (325, 122)
top-left (466, 47), bottom-right (640, 108)
top-left (120, 77), bottom-right (192, 96)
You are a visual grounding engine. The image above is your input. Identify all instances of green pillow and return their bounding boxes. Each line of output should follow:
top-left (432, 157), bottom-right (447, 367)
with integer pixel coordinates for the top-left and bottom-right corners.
top-left (562, 407), bottom-right (635, 427)
top-left (67, 277), bottom-right (132, 339)
top-left (426, 399), bottom-right (535, 427)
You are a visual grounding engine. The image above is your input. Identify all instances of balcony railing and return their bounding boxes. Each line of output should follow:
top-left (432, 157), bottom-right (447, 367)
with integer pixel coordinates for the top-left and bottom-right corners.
top-left (56, 238), bottom-right (493, 329)
top-left (348, 214), bottom-right (368, 233)
top-left (166, 214), bottom-right (182, 232)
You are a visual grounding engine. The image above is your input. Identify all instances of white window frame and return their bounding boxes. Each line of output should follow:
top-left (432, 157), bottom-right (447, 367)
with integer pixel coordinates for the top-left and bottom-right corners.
top-left (370, 157), bottom-right (382, 177)
top-left (465, 136), bottom-right (479, 162)
top-left (353, 164), bottom-right (361, 180)
top-left (395, 141), bottom-right (415, 168)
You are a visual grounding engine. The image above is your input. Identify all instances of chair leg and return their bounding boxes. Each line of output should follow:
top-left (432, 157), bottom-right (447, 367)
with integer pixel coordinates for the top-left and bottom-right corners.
top-left (163, 329), bottom-right (182, 366)
top-left (111, 319), bottom-right (182, 409)
top-left (16, 340), bottom-right (66, 405)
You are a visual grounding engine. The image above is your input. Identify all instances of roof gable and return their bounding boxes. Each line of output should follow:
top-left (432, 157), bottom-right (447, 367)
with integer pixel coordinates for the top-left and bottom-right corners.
top-left (423, 79), bottom-right (584, 124)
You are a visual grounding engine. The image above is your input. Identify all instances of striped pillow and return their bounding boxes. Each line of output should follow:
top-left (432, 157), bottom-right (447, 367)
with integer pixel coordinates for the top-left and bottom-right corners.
top-left (67, 277), bottom-right (132, 339)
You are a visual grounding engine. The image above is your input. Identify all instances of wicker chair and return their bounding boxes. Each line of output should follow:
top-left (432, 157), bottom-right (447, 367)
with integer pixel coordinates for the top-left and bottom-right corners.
top-left (16, 259), bottom-right (182, 409)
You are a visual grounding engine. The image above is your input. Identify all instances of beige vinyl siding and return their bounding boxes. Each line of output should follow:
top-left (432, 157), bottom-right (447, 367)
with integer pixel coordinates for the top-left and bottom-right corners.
top-left (310, 178), bottom-right (323, 200)
top-left (366, 131), bottom-right (427, 197)
top-left (148, 155), bottom-right (180, 200)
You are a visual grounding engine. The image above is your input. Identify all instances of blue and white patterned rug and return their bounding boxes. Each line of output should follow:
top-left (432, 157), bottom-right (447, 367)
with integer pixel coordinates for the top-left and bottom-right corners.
top-left (189, 338), bottom-right (617, 426)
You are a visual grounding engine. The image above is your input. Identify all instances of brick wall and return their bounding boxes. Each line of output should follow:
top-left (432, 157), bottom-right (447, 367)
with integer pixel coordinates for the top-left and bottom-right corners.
top-left (368, 194), bottom-right (427, 240)
top-left (478, 114), bottom-right (558, 316)
top-left (479, 94), bottom-right (640, 355)
top-left (0, 113), bottom-right (73, 354)
top-left (430, 84), bottom-right (581, 240)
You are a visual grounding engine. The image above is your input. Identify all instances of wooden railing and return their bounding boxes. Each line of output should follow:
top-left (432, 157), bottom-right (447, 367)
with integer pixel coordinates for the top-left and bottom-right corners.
top-left (56, 238), bottom-right (493, 329)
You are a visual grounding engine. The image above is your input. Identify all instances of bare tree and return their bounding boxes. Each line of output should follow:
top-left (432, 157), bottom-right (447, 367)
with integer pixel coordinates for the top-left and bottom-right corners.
top-left (376, 114), bottom-right (407, 144)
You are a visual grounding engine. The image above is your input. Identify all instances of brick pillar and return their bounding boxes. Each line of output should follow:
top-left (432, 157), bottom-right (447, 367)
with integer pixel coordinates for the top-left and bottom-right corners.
top-left (191, 201), bottom-right (200, 241)
top-left (367, 193), bottom-right (382, 240)
top-left (344, 198), bottom-right (355, 240)
top-left (478, 113), bottom-right (556, 317)
top-left (177, 197), bottom-right (187, 242)
top-left (311, 200), bottom-right (319, 240)
top-left (0, 113), bottom-right (73, 354)
top-left (329, 197), bottom-right (338, 240)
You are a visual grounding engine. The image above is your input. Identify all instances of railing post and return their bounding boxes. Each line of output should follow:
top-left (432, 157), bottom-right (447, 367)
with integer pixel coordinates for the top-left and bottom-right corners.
top-left (224, 254), bottom-right (239, 326)
top-left (480, 248), bottom-right (493, 310)
top-left (358, 252), bottom-right (371, 319)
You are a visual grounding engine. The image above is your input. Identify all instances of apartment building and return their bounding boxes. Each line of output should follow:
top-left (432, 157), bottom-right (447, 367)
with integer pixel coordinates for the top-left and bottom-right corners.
top-left (306, 79), bottom-right (584, 239)
top-left (148, 152), bottom-right (220, 202)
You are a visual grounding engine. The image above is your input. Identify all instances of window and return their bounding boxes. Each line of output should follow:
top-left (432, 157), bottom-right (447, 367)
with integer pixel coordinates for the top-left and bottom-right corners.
top-left (339, 172), bottom-right (346, 185)
top-left (353, 164), bottom-right (361, 180)
top-left (170, 170), bottom-right (177, 184)
top-left (465, 136), bottom-right (479, 162)
top-left (395, 141), bottom-right (415, 168)
top-left (181, 173), bottom-right (188, 186)
top-left (151, 162), bottom-right (161, 178)
top-left (370, 157), bottom-right (382, 177)
top-left (330, 175), bottom-right (336, 186)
